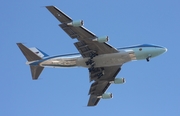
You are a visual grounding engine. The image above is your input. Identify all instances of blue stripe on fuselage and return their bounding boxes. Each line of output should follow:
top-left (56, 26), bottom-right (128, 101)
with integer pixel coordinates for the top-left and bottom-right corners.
top-left (29, 53), bottom-right (80, 65)
top-left (117, 44), bottom-right (164, 50)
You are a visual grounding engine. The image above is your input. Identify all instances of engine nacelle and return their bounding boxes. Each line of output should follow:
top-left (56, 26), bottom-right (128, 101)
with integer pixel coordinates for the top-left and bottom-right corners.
top-left (67, 20), bottom-right (84, 27)
top-left (92, 36), bottom-right (109, 43)
top-left (110, 78), bottom-right (125, 84)
top-left (97, 93), bottom-right (113, 99)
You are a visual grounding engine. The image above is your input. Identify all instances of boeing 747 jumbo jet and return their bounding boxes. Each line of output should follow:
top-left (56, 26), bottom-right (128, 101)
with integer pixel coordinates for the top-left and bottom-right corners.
top-left (17, 6), bottom-right (167, 106)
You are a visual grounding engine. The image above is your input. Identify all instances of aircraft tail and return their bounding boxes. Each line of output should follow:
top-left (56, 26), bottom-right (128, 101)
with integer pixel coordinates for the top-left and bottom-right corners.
top-left (30, 65), bottom-right (44, 80)
top-left (29, 47), bottom-right (49, 58)
top-left (17, 43), bottom-right (45, 80)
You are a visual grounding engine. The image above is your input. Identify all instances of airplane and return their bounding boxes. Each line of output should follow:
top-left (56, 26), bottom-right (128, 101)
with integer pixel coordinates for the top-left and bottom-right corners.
top-left (17, 6), bottom-right (167, 106)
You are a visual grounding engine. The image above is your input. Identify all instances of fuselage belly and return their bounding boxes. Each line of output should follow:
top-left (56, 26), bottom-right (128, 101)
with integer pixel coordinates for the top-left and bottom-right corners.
top-left (38, 45), bottom-right (167, 68)
top-left (39, 50), bottom-right (132, 68)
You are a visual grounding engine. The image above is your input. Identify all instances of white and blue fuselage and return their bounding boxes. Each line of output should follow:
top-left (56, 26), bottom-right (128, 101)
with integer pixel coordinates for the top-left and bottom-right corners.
top-left (28, 44), bottom-right (167, 68)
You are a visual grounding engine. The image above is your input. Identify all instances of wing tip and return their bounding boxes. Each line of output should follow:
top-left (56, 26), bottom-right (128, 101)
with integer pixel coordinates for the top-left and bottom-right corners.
top-left (16, 42), bottom-right (22, 46)
top-left (87, 95), bottom-right (100, 107)
top-left (45, 5), bottom-right (57, 9)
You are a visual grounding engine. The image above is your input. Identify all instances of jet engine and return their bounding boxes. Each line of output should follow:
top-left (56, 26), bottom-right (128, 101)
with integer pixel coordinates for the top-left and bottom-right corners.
top-left (110, 78), bottom-right (125, 84)
top-left (92, 36), bottom-right (109, 43)
top-left (97, 93), bottom-right (113, 99)
top-left (67, 20), bottom-right (84, 27)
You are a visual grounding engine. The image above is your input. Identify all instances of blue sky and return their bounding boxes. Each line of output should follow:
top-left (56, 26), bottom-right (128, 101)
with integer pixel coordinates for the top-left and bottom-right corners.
top-left (1, 0), bottom-right (180, 115)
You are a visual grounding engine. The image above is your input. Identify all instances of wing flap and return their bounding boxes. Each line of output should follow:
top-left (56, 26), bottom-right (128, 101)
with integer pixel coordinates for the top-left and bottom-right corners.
top-left (74, 41), bottom-right (93, 58)
top-left (89, 66), bottom-right (121, 82)
top-left (59, 23), bottom-right (96, 39)
top-left (88, 81), bottom-right (110, 95)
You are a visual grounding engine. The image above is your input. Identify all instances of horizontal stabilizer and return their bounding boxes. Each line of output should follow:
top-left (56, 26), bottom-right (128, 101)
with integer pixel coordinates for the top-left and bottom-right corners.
top-left (30, 66), bottom-right (44, 80)
top-left (17, 43), bottom-right (42, 61)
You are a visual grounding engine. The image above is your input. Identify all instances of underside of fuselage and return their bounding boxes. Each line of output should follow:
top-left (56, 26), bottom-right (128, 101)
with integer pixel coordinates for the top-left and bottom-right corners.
top-left (37, 44), bottom-right (167, 68)
top-left (17, 42), bottom-right (167, 80)
top-left (39, 50), bottom-right (133, 68)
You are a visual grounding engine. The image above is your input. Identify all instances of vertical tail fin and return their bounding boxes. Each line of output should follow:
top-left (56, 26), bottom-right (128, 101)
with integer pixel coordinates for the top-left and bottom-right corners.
top-left (29, 47), bottom-right (49, 58)
top-left (16, 43), bottom-right (42, 61)
top-left (17, 43), bottom-right (44, 80)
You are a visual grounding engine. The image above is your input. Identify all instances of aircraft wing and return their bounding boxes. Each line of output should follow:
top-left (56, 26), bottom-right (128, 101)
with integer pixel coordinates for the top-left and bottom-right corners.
top-left (88, 66), bottom-right (121, 106)
top-left (46, 6), bottom-right (118, 57)
top-left (46, 6), bottom-right (121, 106)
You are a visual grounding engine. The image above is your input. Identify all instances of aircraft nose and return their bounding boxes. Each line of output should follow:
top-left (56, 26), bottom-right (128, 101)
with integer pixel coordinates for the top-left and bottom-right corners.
top-left (156, 47), bottom-right (167, 55)
top-left (163, 47), bottom-right (167, 53)
top-left (161, 47), bottom-right (167, 54)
